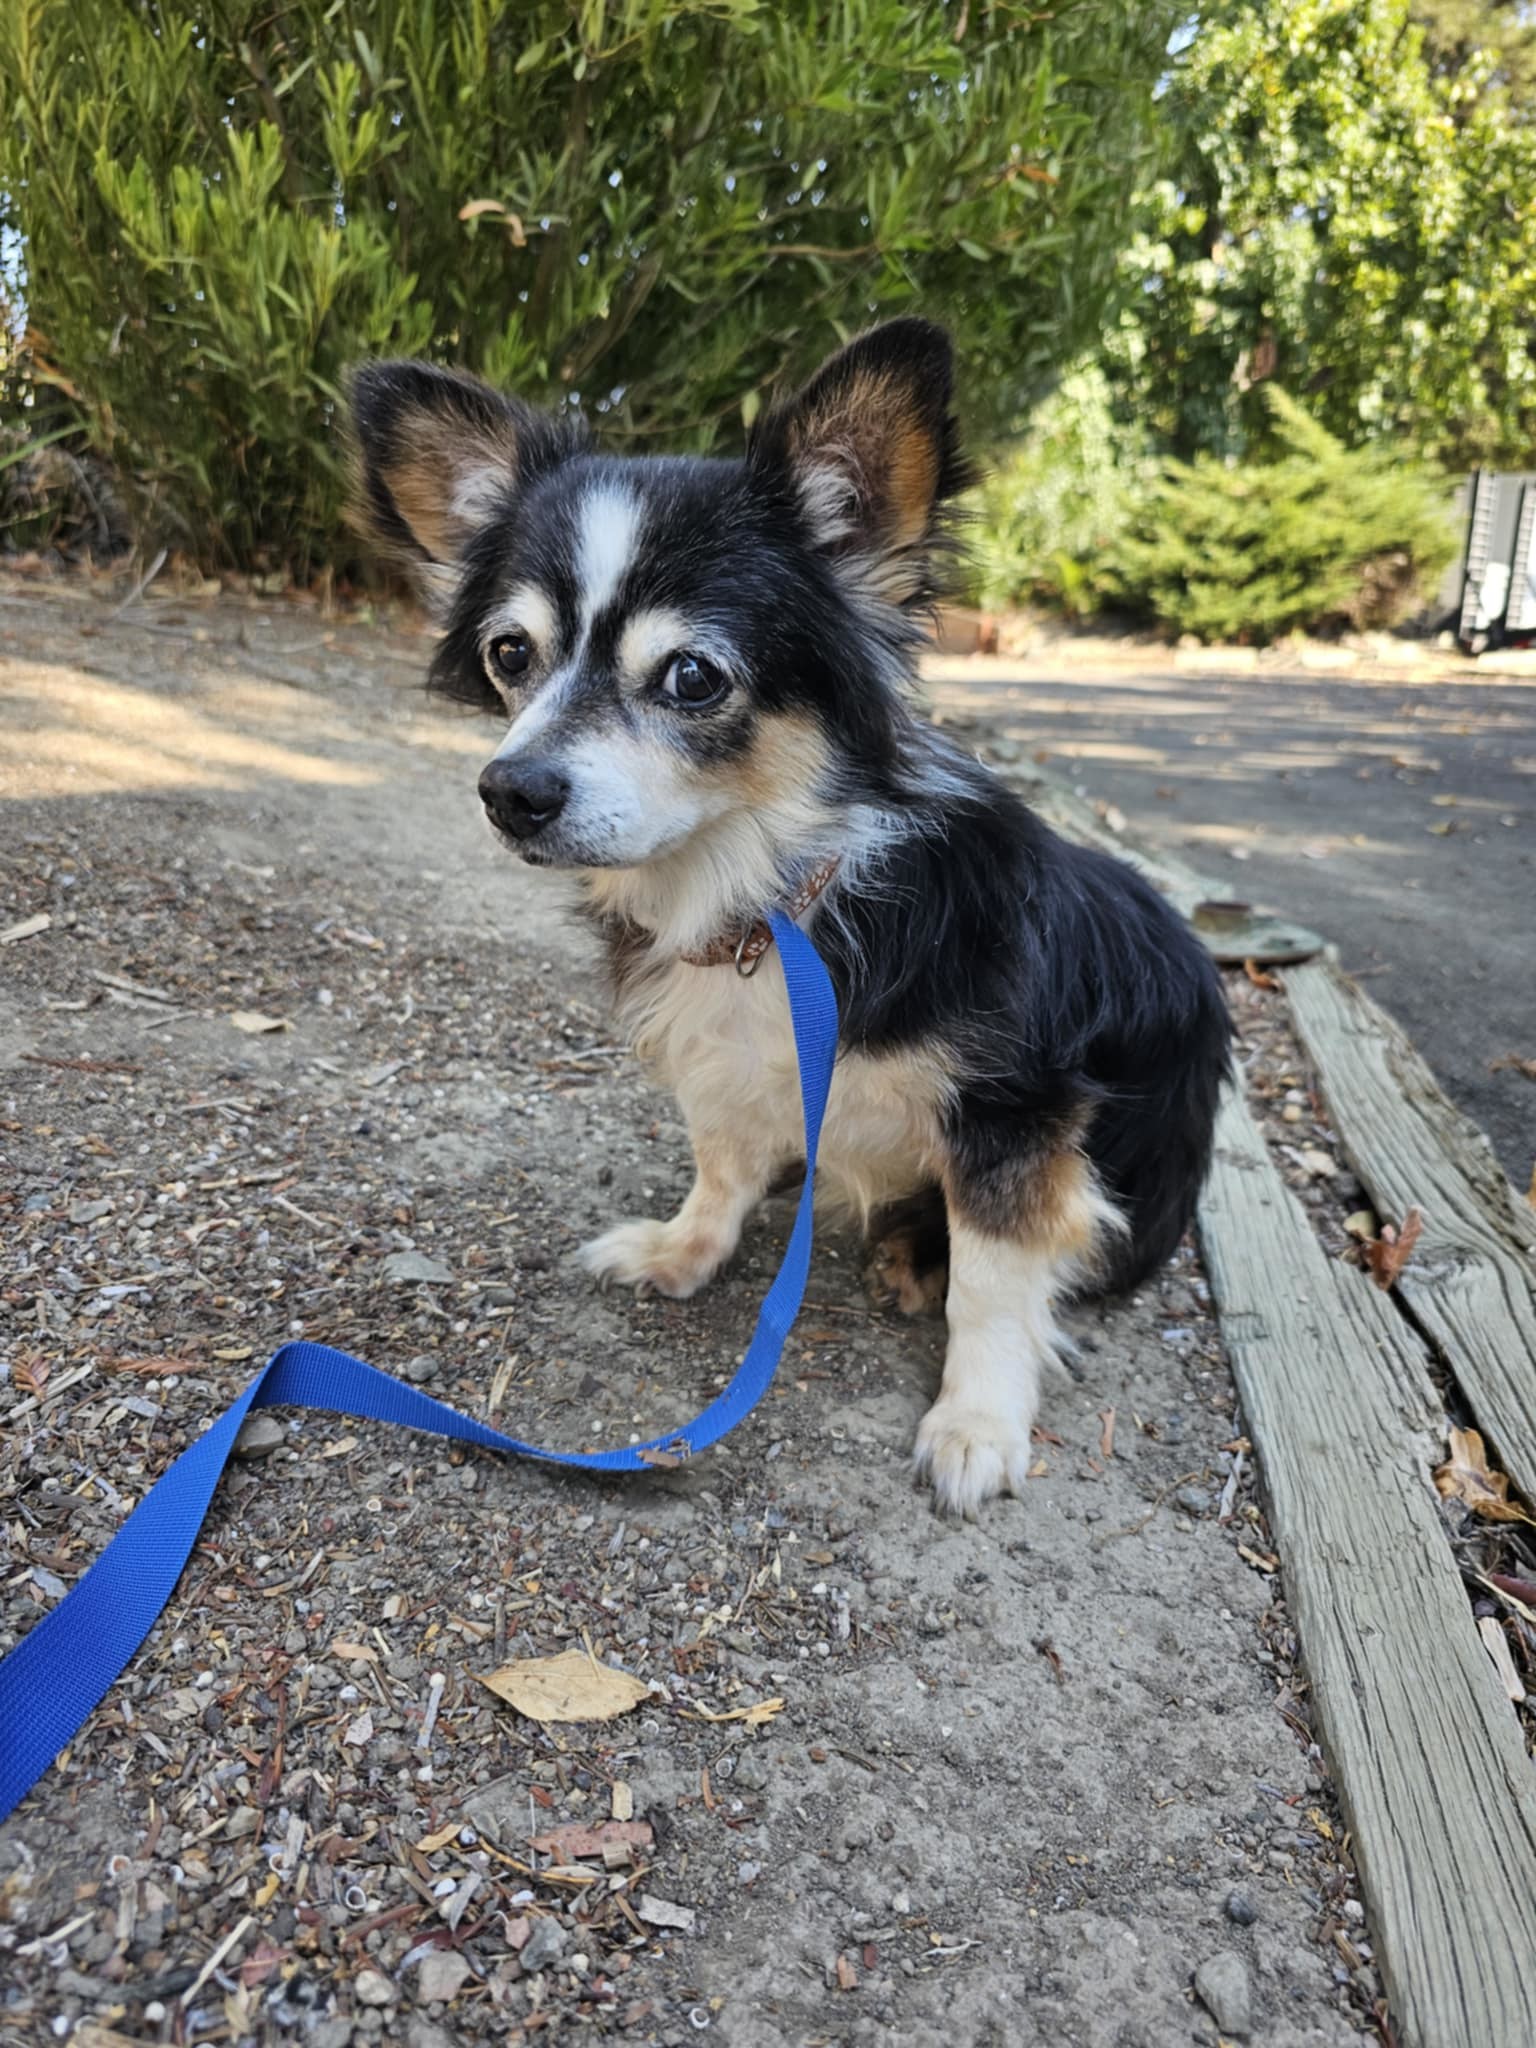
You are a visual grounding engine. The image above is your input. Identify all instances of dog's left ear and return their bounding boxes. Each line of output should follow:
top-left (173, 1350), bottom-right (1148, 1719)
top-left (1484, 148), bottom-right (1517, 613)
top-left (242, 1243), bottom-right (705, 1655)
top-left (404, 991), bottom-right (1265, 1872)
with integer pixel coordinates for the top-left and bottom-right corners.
top-left (749, 319), bottom-right (970, 602)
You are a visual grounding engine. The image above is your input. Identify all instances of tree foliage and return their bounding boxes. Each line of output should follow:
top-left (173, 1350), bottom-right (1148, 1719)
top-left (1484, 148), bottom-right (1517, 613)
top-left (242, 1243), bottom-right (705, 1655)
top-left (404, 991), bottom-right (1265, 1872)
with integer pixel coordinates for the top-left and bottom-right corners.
top-left (1414, 0), bottom-right (1536, 108)
top-left (1112, 0), bottom-right (1536, 466)
top-left (0, 0), bottom-right (1180, 572)
top-left (1101, 387), bottom-right (1458, 643)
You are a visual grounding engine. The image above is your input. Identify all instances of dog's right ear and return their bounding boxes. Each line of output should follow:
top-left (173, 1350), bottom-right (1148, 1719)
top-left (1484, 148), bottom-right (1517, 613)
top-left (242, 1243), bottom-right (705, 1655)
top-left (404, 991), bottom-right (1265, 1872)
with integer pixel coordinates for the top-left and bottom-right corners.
top-left (347, 361), bottom-right (578, 589)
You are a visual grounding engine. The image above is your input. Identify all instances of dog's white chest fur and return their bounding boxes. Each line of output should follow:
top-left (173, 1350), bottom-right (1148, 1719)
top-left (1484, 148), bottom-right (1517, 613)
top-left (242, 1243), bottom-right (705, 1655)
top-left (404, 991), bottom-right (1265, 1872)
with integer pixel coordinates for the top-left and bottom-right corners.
top-left (624, 954), bottom-right (946, 1216)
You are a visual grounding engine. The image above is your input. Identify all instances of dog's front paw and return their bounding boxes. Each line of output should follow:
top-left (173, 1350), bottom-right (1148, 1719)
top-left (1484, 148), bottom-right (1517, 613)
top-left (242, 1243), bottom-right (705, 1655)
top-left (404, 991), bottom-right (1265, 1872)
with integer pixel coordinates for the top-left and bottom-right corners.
top-left (912, 1400), bottom-right (1034, 1519)
top-left (579, 1219), bottom-right (725, 1300)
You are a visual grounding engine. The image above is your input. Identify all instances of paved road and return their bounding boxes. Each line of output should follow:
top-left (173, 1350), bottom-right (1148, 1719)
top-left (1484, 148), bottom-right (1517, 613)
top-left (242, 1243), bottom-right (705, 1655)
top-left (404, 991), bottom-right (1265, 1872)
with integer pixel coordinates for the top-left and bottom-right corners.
top-left (927, 653), bottom-right (1536, 1188)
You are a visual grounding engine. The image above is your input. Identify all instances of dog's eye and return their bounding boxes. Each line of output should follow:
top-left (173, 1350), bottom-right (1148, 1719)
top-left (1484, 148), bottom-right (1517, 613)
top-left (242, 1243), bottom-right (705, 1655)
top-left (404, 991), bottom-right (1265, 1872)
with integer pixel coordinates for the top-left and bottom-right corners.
top-left (660, 653), bottom-right (726, 707)
top-left (488, 633), bottom-right (531, 682)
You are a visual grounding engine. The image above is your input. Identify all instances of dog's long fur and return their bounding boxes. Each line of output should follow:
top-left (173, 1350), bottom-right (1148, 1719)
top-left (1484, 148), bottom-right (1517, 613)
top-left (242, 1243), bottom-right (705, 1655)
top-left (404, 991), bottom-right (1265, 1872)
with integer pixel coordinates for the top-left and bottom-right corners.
top-left (349, 320), bottom-right (1231, 1516)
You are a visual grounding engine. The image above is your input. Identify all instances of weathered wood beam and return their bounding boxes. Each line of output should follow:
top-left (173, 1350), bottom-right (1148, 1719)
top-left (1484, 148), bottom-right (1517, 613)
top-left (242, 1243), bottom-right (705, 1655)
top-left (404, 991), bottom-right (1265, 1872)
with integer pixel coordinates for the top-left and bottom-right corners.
top-left (1200, 1084), bottom-right (1536, 2048)
top-left (1286, 957), bottom-right (1536, 1503)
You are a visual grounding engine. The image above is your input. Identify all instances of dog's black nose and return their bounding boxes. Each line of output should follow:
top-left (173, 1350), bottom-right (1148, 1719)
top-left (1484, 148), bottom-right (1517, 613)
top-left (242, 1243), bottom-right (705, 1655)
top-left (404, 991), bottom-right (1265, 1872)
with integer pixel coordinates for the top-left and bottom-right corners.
top-left (478, 756), bottom-right (570, 841)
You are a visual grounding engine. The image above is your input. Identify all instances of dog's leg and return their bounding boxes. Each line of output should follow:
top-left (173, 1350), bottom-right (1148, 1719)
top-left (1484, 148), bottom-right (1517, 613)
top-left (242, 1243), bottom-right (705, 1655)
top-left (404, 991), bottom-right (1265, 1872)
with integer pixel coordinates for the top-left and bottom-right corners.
top-left (913, 1148), bottom-right (1120, 1517)
top-left (580, 1125), bottom-right (781, 1300)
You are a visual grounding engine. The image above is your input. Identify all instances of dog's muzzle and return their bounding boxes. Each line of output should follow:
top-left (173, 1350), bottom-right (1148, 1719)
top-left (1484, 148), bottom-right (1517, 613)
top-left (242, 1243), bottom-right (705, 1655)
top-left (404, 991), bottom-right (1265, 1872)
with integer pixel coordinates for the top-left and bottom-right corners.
top-left (479, 756), bottom-right (570, 842)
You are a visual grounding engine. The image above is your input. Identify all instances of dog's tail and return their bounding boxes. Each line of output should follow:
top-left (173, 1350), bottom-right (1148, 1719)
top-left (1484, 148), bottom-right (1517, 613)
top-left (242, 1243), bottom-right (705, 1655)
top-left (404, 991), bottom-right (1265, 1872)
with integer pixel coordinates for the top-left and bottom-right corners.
top-left (1073, 874), bottom-right (1233, 1298)
top-left (1086, 1049), bottom-right (1229, 1297)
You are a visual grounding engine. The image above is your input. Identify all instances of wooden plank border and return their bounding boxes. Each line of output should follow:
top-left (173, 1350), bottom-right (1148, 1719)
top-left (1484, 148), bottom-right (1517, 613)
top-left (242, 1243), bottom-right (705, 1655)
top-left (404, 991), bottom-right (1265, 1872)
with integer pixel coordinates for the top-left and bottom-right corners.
top-left (1199, 1086), bottom-right (1536, 2048)
top-left (1286, 957), bottom-right (1536, 1504)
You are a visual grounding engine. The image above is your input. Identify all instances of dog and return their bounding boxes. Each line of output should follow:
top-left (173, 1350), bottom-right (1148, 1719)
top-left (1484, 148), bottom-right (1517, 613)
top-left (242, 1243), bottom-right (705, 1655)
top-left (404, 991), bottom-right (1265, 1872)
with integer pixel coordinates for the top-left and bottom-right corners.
top-left (348, 319), bottom-right (1231, 1517)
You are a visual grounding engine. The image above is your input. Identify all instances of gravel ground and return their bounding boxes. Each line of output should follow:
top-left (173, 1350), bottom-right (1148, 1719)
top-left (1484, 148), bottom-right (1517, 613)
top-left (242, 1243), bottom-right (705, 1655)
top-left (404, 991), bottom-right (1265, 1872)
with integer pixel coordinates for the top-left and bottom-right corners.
top-left (1, 576), bottom-right (1379, 2047)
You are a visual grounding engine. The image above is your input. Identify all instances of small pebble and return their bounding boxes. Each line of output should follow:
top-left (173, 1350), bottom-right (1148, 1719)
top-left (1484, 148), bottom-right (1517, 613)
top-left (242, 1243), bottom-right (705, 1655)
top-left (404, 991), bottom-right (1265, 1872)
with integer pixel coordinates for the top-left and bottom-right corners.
top-left (233, 1414), bottom-right (286, 1461)
top-left (1224, 1889), bottom-right (1259, 1926)
top-left (353, 1968), bottom-right (396, 2007)
top-left (520, 1917), bottom-right (569, 1972)
top-left (1193, 1952), bottom-right (1252, 2038)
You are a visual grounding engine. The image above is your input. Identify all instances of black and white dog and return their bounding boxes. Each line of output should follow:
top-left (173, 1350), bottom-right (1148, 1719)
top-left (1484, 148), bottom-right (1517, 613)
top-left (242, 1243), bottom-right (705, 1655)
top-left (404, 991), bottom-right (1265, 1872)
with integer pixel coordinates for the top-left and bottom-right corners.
top-left (349, 320), bottom-right (1231, 1516)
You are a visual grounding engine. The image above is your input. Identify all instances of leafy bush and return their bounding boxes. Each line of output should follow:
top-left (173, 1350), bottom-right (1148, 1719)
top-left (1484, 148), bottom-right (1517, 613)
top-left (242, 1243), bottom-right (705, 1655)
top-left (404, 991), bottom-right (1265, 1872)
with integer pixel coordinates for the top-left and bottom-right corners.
top-left (967, 362), bottom-right (1143, 615)
top-left (0, 0), bottom-right (1182, 574)
top-left (1101, 388), bottom-right (1458, 643)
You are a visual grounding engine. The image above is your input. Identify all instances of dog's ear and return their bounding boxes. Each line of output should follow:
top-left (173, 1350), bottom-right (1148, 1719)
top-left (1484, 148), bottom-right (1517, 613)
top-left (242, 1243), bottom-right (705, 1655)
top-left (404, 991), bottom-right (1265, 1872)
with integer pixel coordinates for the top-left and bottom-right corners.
top-left (348, 361), bottom-right (578, 585)
top-left (749, 319), bottom-right (971, 603)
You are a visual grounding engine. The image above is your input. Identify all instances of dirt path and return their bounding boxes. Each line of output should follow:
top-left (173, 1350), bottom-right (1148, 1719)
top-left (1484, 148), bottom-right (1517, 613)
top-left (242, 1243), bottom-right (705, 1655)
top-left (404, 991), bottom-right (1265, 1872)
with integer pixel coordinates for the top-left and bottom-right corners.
top-left (1, 580), bottom-right (1368, 2046)
top-left (925, 649), bottom-right (1536, 1189)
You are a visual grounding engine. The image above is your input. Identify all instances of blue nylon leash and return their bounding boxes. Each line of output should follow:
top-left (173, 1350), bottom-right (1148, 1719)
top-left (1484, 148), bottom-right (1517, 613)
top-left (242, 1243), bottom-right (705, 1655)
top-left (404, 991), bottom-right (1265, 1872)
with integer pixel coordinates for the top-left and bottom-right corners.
top-left (0, 912), bottom-right (838, 1825)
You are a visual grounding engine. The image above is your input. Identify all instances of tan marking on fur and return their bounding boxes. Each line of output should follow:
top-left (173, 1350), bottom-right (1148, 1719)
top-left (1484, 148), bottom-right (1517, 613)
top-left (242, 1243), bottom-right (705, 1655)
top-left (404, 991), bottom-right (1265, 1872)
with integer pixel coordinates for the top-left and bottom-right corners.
top-left (1015, 1148), bottom-right (1113, 1266)
top-left (719, 711), bottom-right (829, 810)
top-left (868, 1229), bottom-right (948, 1316)
top-left (787, 367), bottom-right (938, 550)
top-left (616, 607), bottom-right (690, 687)
top-left (379, 414), bottom-right (518, 561)
top-left (886, 417), bottom-right (940, 548)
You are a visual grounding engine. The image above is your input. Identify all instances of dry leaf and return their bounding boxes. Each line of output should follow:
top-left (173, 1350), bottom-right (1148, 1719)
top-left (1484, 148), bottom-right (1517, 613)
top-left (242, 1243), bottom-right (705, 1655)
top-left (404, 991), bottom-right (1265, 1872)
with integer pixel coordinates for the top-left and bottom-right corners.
top-left (528, 1819), bottom-right (653, 1860)
top-left (329, 1640), bottom-right (377, 1663)
top-left (457, 199), bottom-right (526, 242)
top-left (1243, 958), bottom-right (1280, 990)
top-left (836, 1955), bottom-right (859, 1991)
top-left (1342, 1210), bottom-right (1377, 1243)
top-left (1434, 1426), bottom-right (1533, 1523)
top-left (15, 1358), bottom-right (51, 1397)
top-left (229, 1010), bottom-right (290, 1034)
top-left (686, 1697), bottom-right (784, 1727)
top-left (1366, 1206), bottom-right (1424, 1289)
top-left (478, 1648), bottom-right (650, 1724)
top-left (1490, 1053), bottom-right (1536, 1082)
top-left (415, 1821), bottom-right (461, 1854)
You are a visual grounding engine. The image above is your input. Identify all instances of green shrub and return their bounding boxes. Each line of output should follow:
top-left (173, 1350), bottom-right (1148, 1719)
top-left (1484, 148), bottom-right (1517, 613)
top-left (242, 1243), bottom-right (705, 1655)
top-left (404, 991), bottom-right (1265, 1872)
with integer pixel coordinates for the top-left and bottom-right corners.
top-left (967, 362), bottom-right (1143, 615)
top-left (1100, 388), bottom-right (1458, 643)
top-left (0, 0), bottom-right (1182, 575)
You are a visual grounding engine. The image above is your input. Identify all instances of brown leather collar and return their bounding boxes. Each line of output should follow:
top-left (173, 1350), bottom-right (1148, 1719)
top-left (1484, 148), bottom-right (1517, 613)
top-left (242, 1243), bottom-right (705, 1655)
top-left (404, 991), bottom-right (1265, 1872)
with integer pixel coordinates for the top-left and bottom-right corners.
top-left (680, 855), bottom-right (842, 974)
